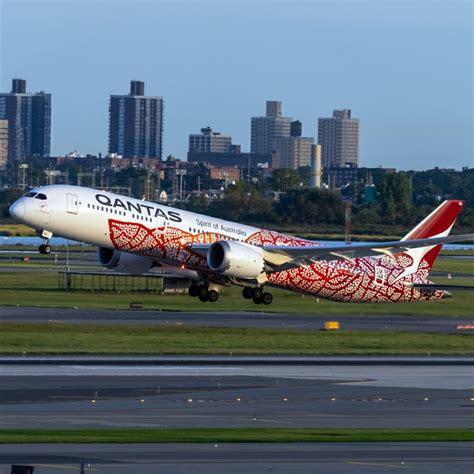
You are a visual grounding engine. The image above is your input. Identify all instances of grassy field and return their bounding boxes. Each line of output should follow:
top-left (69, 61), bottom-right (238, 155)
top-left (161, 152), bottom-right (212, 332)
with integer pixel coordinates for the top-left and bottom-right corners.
top-left (0, 224), bottom-right (36, 237)
top-left (0, 268), bottom-right (472, 315)
top-left (0, 428), bottom-right (472, 444)
top-left (0, 323), bottom-right (471, 355)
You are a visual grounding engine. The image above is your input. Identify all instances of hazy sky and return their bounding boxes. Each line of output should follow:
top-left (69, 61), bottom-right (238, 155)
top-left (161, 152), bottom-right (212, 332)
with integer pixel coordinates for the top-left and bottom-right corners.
top-left (1, 0), bottom-right (472, 170)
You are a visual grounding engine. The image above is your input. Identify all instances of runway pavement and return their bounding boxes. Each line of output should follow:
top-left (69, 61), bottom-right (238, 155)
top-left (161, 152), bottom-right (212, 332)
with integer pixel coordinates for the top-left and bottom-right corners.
top-left (1, 306), bottom-right (472, 332)
top-left (0, 360), bottom-right (472, 430)
top-left (1, 442), bottom-right (473, 473)
top-left (0, 358), bottom-right (472, 473)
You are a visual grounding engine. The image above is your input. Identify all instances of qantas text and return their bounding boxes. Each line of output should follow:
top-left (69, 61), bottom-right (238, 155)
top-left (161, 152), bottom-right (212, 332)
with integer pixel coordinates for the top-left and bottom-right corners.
top-left (95, 194), bottom-right (182, 222)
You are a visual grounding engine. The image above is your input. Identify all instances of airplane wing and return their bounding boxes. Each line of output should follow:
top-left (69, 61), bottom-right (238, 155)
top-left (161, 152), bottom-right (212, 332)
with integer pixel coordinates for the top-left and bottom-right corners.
top-left (261, 233), bottom-right (474, 267)
top-left (190, 233), bottom-right (474, 270)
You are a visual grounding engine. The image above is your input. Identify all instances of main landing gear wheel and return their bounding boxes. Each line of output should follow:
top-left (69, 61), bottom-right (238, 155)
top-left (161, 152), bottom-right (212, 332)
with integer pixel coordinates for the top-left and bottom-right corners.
top-left (252, 287), bottom-right (263, 300)
top-left (242, 287), bottom-right (253, 299)
top-left (262, 292), bottom-right (273, 305)
top-left (198, 285), bottom-right (209, 302)
top-left (245, 286), bottom-right (273, 305)
top-left (188, 284), bottom-right (199, 297)
top-left (39, 244), bottom-right (52, 255)
top-left (207, 290), bottom-right (219, 303)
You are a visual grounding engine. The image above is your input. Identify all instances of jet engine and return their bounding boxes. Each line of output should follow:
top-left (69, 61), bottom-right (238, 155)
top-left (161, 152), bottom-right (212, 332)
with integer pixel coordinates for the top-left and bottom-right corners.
top-left (207, 240), bottom-right (266, 279)
top-left (98, 247), bottom-right (154, 275)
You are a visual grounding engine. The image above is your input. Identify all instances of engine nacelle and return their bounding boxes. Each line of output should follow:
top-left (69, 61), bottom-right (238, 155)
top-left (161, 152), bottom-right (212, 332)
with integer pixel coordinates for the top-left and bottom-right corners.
top-left (207, 240), bottom-right (266, 279)
top-left (97, 247), bottom-right (154, 275)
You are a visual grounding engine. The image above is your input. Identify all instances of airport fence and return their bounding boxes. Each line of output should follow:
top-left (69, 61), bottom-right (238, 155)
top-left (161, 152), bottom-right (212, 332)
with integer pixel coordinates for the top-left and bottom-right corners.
top-left (58, 270), bottom-right (164, 293)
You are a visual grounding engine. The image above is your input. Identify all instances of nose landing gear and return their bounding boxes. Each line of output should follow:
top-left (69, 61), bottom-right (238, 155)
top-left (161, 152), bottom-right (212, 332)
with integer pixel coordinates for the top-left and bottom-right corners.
top-left (38, 230), bottom-right (53, 255)
top-left (39, 244), bottom-right (52, 255)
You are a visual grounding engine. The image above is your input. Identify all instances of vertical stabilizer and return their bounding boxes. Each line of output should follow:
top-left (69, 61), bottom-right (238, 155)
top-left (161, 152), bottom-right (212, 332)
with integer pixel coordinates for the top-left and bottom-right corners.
top-left (401, 200), bottom-right (464, 273)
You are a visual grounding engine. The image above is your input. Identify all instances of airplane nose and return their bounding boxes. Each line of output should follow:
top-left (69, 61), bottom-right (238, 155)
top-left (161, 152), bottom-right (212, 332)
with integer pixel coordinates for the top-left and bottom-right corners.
top-left (9, 199), bottom-right (25, 220)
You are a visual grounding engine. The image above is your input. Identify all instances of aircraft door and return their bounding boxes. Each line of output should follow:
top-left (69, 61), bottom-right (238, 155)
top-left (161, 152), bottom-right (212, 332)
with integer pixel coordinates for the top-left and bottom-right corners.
top-left (155, 213), bottom-right (166, 232)
top-left (66, 193), bottom-right (79, 214)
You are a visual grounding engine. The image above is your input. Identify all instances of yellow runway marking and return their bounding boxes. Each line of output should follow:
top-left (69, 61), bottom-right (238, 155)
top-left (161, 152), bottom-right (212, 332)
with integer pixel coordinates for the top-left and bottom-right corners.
top-left (346, 461), bottom-right (410, 469)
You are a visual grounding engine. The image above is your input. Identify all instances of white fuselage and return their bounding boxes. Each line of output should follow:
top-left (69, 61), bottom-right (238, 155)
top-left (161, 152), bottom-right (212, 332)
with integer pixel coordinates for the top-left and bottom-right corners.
top-left (10, 185), bottom-right (264, 250)
top-left (9, 184), bottom-right (450, 304)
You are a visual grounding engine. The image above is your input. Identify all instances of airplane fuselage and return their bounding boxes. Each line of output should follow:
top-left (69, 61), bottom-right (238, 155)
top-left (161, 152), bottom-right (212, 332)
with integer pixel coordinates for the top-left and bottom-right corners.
top-left (10, 184), bottom-right (448, 304)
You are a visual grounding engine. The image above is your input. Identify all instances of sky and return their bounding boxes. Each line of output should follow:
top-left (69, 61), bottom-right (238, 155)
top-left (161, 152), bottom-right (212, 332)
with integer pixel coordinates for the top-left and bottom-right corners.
top-left (0, 0), bottom-right (472, 170)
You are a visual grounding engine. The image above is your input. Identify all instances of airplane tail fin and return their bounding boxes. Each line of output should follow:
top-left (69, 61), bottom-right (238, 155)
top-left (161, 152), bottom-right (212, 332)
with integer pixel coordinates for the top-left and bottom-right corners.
top-left (400, 200), bottom-right (464, 273)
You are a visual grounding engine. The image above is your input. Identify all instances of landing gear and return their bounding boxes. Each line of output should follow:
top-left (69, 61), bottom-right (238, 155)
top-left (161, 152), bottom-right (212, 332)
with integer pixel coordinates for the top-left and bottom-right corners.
top-left (189, 283), bottom-right (219, 303)
top-left (262, 292), bottom-right (273, 305)
top-left (38, 230), bottom-right (53, 255)
top-left (38, 244), bottom-right (52, 255)
top-left (198, 285), bottom-right (209, 302)
top-left (243, 286), bottom-right (273, 305)
top-left (242, 287), bottom-right (253, 299)
top-left (207, 290), bottom-right (219, 303)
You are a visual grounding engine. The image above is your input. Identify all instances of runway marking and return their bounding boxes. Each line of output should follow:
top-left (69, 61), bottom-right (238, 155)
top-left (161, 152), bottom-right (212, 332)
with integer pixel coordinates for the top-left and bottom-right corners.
top-left (34, 464), bottom-right (99, 471)
top-left (238, 417), bottom-right (294, 424)
top-left (346, 461), bottom-right (410, 469)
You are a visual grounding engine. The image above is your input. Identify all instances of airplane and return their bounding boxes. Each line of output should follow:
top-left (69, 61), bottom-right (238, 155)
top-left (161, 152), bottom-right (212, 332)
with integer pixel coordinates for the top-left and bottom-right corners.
top-left (8, 184), bottom-right (473, 305)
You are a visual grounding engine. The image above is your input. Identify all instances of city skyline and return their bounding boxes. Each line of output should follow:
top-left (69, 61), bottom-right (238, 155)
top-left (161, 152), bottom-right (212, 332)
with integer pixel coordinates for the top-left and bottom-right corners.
top-left (1, 0), bottom-right (471, 170)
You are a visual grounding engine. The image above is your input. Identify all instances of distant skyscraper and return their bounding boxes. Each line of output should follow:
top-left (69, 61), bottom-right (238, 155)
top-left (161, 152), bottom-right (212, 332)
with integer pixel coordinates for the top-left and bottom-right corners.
top-left (290, 120), bottom-right (302, 137)
top-left (272, 136), bottom-right (313, 169)
top-left (251, 101), bottom-right (292, 154)
top-left (318, 109), bottom-right (360, 168)
top-left (189, 127), bottom-right (232, 153)
top-left (0, 120), bottom-right (8, 168)
top-left (266, 100), bottom-right (282, 118)
top-left (0, 79), bottom-right (51, 161)
top-left (108, 80), bottom-right (164, 159)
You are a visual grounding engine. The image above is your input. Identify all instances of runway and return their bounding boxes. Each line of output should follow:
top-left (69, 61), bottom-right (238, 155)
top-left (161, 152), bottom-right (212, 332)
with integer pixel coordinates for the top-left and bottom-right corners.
top-left (1, 306), bottom-right (472, 332)
top-left (1, 359), bottom-right (472, 430)
top-left (1, 442), bottom-right (473, 473)
top-left (1, 307), bottom-right (472, 473)
top-left (0, 364), bottom-right (472, 473)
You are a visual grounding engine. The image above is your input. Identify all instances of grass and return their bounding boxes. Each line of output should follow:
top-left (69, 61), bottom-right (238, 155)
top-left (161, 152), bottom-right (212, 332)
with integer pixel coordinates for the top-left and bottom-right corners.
top-left (432, 258), bottom-right (474, 274)
top-left (0, 428), bottom-right (471, 444)
top-left (0, 224), bottom-right (36, 237)
top-left (1, 268), bottom-right (473, 316)
top-left (0, 323), bottom-right (472, 355)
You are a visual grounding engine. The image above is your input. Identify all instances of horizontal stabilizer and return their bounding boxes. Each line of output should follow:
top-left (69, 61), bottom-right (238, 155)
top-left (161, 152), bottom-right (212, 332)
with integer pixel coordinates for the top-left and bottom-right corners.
top-left (411, 283), bottom-right (474, 292)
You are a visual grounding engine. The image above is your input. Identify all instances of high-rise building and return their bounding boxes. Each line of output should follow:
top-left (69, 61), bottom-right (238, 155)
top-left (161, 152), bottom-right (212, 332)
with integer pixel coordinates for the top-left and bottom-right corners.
top-left (290, 120), bottom-right (302, 137)
top-left (317, 109), bottom-right (360, 168)
top-left (188, 127), bottom-right (232, 153)
top-left (0, 120), bottom-right (8, 168)
top-left (0, 79), bottom-right (51, 161)
top-left (108, 80), bottom-right (164, 159)
top-left (251, 100), bottom-right (292, 154)
top-left (266, 100), bottom-right (282, 118)
top-left (272, 136), bottom-right (313, 170)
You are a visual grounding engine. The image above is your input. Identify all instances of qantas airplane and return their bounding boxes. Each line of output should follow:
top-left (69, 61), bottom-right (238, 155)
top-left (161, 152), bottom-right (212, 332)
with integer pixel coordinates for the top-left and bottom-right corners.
top-left (8, 184), bottom-right (473, 305)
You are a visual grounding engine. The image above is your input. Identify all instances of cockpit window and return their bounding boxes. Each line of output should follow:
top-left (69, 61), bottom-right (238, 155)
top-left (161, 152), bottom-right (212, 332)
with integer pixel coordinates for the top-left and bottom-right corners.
top-left (35, 193), bottom-right (47, 200)
top-left (24, 192), bottom-right (37, 198)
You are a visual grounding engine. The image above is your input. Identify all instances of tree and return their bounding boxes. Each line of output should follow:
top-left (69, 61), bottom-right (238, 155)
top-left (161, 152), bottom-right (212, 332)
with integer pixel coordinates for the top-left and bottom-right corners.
top-left (0, 188), bottom-right (24, 218)
top-left (267, 169), bottom-right (302, 192)
top-left (380, 173), bottom-right (411, 224)
top-left (276, 188), bottom-right (345, 225)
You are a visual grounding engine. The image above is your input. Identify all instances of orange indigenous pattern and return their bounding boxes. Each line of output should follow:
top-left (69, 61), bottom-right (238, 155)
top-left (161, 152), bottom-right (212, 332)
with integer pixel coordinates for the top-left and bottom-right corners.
top-left (108, 219), bottom-right (445, 303)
